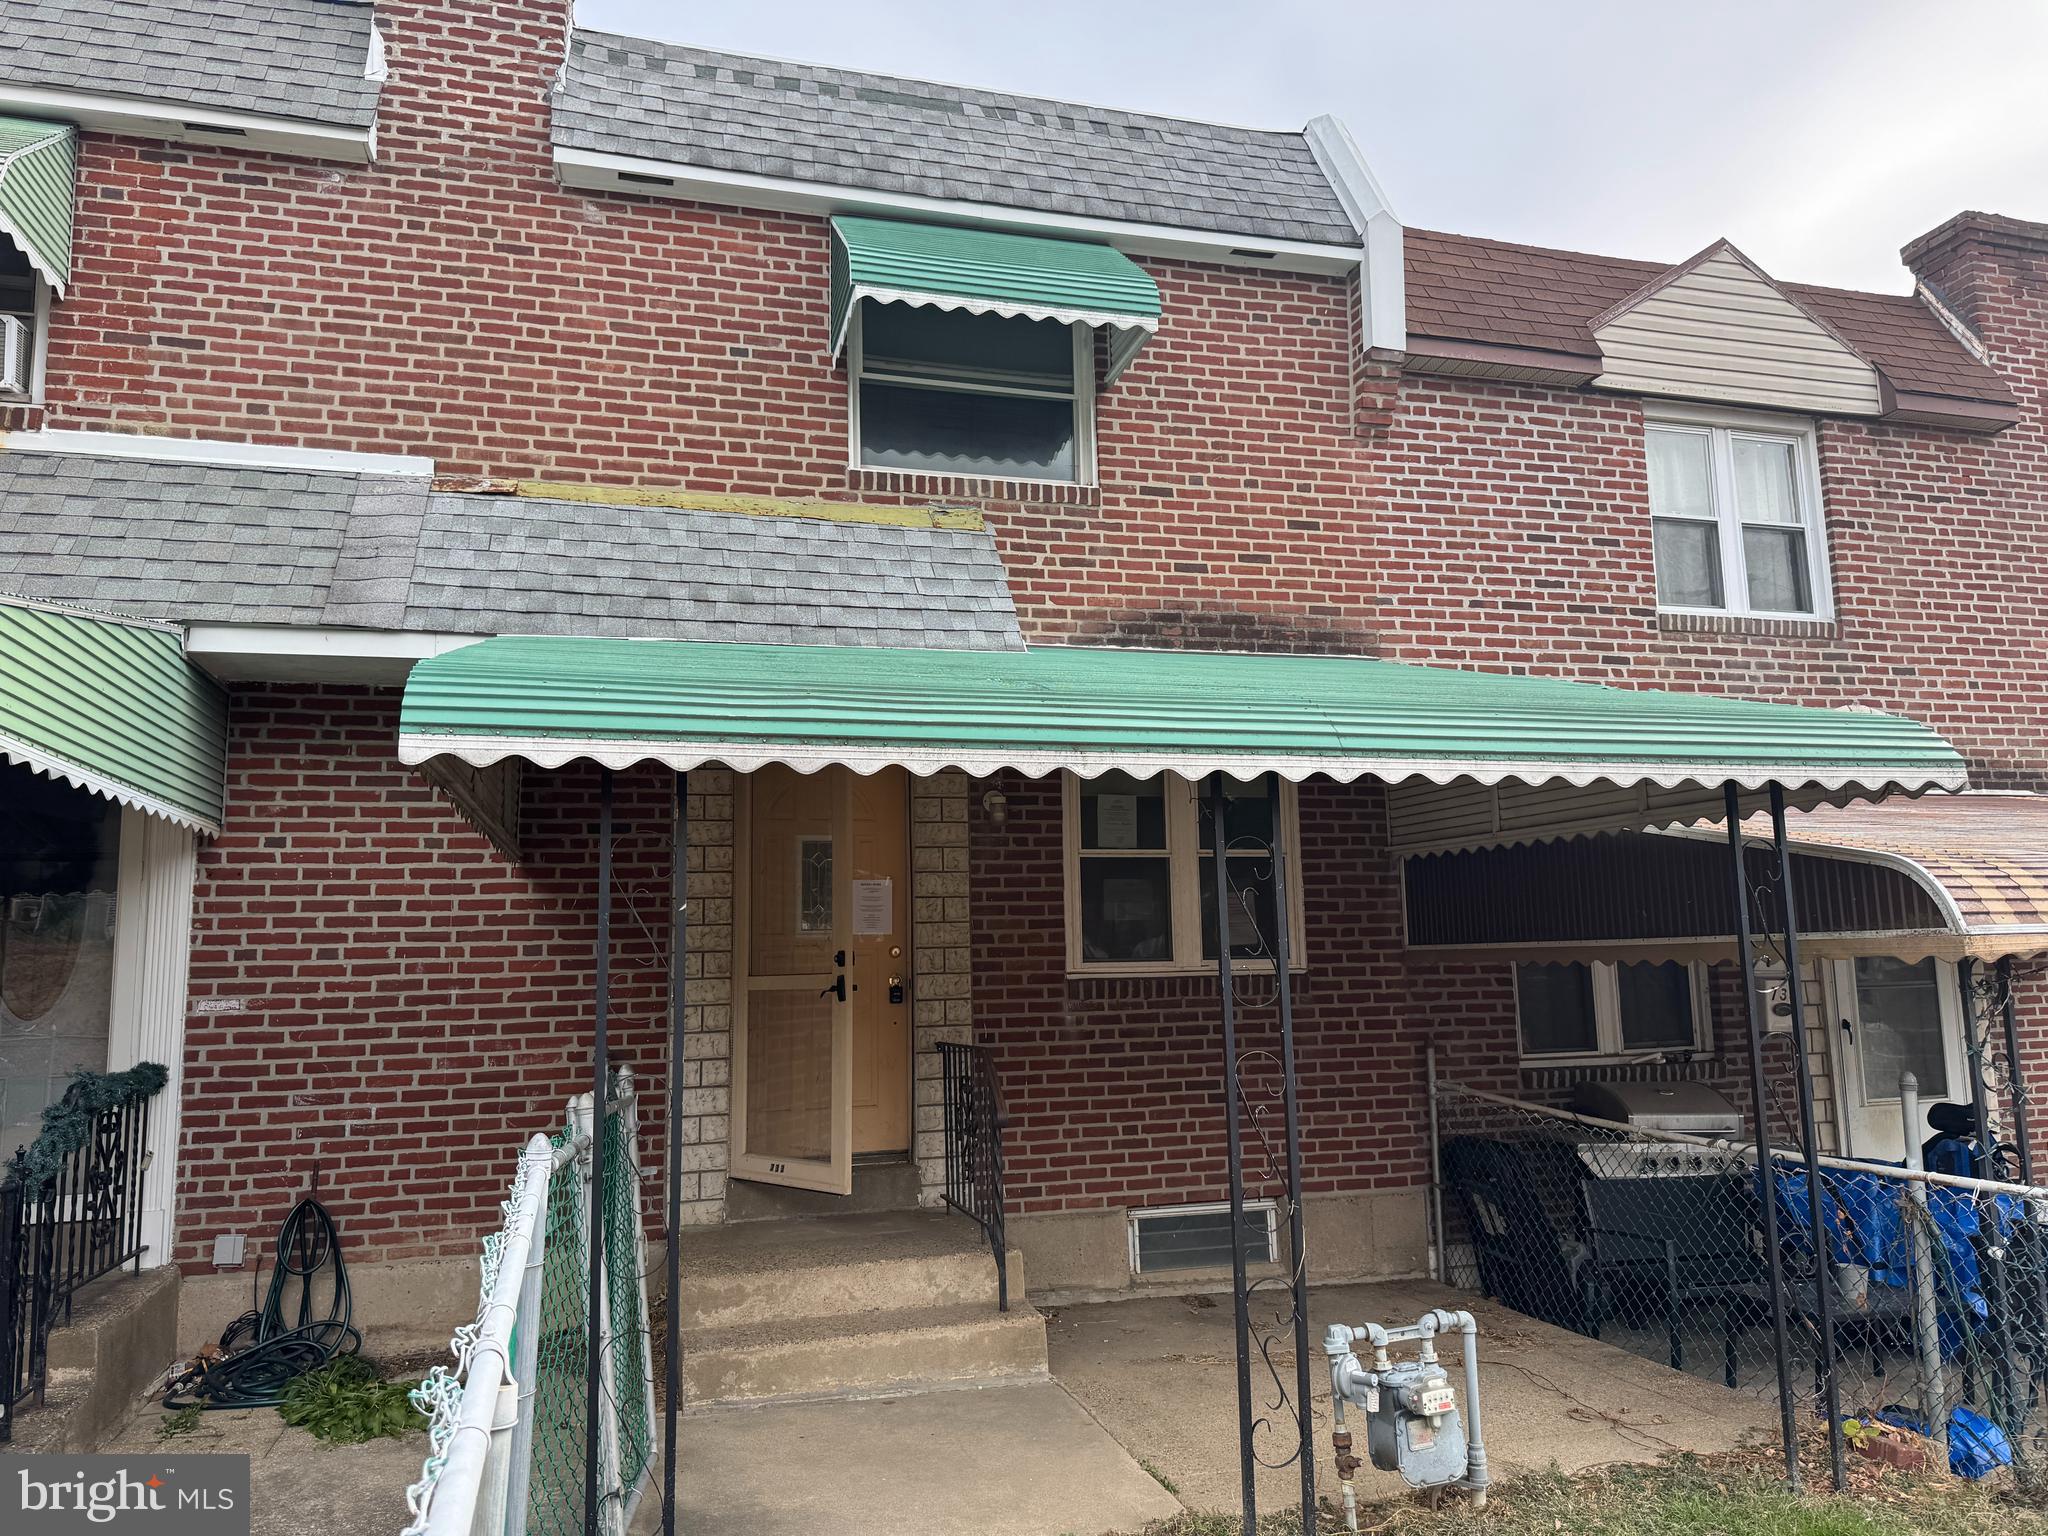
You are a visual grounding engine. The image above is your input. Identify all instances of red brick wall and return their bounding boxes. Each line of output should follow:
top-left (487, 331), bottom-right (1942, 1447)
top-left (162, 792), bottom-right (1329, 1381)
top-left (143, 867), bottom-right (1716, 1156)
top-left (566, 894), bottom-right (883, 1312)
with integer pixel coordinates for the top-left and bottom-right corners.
top-left (177, 685), bottom-right (674, 1266)
top-left (59, 9), bottom-right (2047, 1237)
top-left (33, 6), bottom-right (2048, 780)
top-left (972, 773), bottom-right (1441, 1213)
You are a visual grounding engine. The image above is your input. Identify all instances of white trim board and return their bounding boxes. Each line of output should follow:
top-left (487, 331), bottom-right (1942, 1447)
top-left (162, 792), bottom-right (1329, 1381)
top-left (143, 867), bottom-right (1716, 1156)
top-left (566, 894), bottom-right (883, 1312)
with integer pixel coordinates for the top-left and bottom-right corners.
top-left (553, 146), bottom-right (1364, 276)
top-left (0, 85), bottom-right (374, 164)
top-left (107, 811), bottom-right (200, 1270)
top-left (1302, 114), bottom-right (1406, 353)
top-left (1, 429), bottom-right (433, 477)
top-left (185, 626), bottom-right (486, 685)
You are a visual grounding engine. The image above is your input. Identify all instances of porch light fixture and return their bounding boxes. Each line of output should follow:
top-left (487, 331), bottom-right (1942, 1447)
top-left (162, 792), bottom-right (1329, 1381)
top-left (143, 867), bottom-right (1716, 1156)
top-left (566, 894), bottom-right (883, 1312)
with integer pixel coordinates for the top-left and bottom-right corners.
top-left (981, 789), bottom-right (1008, 826)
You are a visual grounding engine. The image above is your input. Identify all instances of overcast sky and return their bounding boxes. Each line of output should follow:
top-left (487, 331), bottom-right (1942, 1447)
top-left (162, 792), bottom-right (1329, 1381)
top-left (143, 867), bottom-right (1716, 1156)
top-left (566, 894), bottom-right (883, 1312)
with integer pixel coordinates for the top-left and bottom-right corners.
top-left (576, 0), bottom-right (2048, 294)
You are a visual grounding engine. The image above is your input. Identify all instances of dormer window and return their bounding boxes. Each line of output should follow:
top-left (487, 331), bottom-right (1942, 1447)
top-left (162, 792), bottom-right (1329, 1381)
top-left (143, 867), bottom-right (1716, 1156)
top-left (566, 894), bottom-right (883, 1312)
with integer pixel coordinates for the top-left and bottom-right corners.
top-left (850, 303), bottom-right (1090, 482)
top-left (1646, 407), bottom-right (1832, 619)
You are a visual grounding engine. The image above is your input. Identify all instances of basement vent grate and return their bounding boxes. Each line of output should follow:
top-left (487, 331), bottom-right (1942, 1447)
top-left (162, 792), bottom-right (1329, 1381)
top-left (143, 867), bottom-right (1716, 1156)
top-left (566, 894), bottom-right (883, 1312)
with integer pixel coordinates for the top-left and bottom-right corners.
top-left (1128, 1200), bottom-right (1277, 1274)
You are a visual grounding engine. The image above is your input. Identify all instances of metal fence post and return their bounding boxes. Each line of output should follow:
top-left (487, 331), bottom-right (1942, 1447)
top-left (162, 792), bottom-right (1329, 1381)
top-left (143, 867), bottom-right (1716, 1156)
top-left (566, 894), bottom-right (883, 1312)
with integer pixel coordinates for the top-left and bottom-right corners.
top-left (503, 1140), bottom-right (553, 1536)
top-left (1899, 1073), bottom-right (1948, 1459)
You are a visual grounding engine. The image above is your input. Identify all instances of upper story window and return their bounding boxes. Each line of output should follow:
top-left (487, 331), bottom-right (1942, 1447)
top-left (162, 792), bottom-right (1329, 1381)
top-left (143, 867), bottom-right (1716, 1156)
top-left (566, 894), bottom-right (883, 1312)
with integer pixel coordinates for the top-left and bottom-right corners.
top-left (1515, 959), bottom-right (1709, 1063)
top-left (849, 301), bottom-right (1093, 483)
top-left (1063, 771), bottom-right (1305, 975)
top-left (1645, 408), bottom-right (1831, 619)
top-left (0, 244), bottom-right (45, 402)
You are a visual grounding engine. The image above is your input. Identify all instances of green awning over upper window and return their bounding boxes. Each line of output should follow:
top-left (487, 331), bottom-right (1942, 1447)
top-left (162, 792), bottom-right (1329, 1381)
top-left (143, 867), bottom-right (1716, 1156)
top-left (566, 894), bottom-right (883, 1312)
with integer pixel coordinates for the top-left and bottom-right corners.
top-left (830, 216), bottom-right (1162, 381)
top-left (0, 116), bottom-right (77, 295)
top-left (0, 597), bottom-right (227, 834)
top-left (396, 637), bottom-right (1967, 853)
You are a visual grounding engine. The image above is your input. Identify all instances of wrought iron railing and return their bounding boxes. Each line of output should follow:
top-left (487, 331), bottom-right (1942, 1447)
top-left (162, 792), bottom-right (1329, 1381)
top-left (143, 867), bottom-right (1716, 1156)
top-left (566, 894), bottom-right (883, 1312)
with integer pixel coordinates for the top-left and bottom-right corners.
top-left (0, 1063), bottom-right (164, 1442)
top-left (937, 1041), bottom-right (1010, 1313)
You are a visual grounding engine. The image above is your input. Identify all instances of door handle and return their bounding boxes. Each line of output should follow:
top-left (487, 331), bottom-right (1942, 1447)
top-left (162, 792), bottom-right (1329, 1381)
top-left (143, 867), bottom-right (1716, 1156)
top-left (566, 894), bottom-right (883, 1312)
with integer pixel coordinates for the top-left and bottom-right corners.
top-left (1839, 1017), bottom-right (1854, 1042)
top-left (821, 975), bottom-right (846, 1002)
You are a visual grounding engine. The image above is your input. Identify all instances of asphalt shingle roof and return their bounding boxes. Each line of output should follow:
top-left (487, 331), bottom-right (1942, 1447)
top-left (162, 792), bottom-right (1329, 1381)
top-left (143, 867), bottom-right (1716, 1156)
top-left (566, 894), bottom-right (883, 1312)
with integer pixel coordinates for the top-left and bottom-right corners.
top-left (553, 32), bottom-right (1357, 246)
top-left (0, 454), bottom-right (1024, 650)
top-left (1405, 227), bottom-right (2015, 406)
top-left (1, 0), bottom-right (381, 130)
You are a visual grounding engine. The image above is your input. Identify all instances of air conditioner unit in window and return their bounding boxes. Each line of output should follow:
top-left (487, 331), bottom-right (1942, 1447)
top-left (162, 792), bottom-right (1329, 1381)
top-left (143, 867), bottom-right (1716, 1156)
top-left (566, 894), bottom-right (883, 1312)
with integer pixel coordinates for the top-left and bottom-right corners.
top-left (0, 314), bottom-right (29, 396)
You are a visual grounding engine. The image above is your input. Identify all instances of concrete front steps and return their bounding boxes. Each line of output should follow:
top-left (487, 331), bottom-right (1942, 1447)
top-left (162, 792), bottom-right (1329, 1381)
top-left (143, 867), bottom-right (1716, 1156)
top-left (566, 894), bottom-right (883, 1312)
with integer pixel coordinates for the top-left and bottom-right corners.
top-left (680, 1207), bottom-right (1045, 1408)
top-left (6, 1265), bottom-right (180, 1453)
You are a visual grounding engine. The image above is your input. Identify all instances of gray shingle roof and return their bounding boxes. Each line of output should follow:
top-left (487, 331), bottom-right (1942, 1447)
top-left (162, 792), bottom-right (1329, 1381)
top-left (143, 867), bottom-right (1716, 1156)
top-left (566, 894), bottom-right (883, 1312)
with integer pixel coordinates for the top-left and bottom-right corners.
top-left (553, 33), bottom-right (1357, 246)
top-left (0, 454), bottom-right (1024, 650)
top-left (1, 0), bottom-right (381, 130)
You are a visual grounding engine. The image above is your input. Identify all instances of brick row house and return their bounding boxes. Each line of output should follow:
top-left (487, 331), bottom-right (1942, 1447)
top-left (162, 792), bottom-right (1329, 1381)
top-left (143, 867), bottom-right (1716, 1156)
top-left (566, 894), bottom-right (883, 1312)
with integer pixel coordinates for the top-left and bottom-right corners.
top-left (1, 0), bottom-right (2046, 1402)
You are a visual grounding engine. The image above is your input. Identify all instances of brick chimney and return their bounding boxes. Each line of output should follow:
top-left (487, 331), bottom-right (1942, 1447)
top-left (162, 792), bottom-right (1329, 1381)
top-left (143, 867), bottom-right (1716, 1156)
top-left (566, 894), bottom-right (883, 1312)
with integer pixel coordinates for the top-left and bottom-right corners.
top-left (1902, 212), bottom-right (2048, 370)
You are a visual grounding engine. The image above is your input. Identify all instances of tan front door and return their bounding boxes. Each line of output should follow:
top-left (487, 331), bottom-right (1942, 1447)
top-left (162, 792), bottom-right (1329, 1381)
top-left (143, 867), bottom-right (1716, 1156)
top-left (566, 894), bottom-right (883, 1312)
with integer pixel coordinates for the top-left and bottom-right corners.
top-left (734, 765), bottom-right (910, 1194)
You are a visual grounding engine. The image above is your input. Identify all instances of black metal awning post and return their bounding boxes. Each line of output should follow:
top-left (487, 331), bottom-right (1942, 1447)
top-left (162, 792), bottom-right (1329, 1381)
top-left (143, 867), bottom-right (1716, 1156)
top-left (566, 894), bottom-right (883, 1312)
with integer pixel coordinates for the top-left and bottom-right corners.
top-left (1263, 771), bottom-right (1316, 1535)
top-left (1768, 783), bottom-right (1846, 1492)
top-left (662, 770), bottom-right (687, 1536)
top-left (1208, 772), bottom-right (1259, 1536)
top-left (585, 768), bottom-right (613, 1536)
top-left (1724, 781), bottom-right (1800, 1489)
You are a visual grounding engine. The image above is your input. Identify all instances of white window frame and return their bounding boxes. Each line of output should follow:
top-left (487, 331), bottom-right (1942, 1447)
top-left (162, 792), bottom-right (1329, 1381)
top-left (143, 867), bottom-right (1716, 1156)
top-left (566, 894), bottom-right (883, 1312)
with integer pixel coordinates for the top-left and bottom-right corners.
top-left (847, 300), bottom-right (1097, 485)
top-left (1515, 958), bottom-right (1712, 1065)
top-left (1062, 770), bottom-right (1307, 977)
top-left (1645, 403), bottom-right (1832, 621)
top-left (1128, 1198), bottom-right (1279, 1275)
top-left (0, 273), bottom-right (51, 404)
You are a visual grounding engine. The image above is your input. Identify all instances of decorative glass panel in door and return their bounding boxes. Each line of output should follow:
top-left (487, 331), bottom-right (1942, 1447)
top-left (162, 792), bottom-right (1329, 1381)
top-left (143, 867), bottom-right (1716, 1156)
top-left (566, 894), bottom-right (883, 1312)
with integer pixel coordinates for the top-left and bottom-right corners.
top-left (737, 765), bottom-right (852, 1193)
top-left (2, 765), bottom-right (122, 1162)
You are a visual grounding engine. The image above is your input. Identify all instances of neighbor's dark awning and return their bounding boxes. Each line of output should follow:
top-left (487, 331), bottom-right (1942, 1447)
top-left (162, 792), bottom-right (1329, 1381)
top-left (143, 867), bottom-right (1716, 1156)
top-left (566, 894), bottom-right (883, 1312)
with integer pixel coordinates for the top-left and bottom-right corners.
top-left (1404, 793), bottom-right (2048, 961)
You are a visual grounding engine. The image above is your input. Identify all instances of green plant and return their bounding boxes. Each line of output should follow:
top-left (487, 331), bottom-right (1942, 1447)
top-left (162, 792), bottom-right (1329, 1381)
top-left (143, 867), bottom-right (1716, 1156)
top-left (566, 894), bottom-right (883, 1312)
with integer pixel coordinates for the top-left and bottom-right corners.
top-left (1140, 1460), bottom-right (1180, 1495)
top-left (156, 1404), bottom-right (202, 1440)
top-left (277, 1356), bottom-right (423, 1444)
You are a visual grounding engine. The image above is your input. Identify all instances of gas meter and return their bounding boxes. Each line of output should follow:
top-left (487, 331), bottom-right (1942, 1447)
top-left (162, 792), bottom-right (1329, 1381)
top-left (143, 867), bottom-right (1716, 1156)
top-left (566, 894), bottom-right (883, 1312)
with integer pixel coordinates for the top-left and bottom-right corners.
top-left (1324, 1309), bottom-right (1489, 1530)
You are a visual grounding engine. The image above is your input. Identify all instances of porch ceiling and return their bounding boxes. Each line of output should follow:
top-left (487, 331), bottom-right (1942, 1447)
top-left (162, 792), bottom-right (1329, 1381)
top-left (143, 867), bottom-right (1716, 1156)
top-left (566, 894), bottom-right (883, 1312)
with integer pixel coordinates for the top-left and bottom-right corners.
top-left (394, 637), bottom-right (1965, 851)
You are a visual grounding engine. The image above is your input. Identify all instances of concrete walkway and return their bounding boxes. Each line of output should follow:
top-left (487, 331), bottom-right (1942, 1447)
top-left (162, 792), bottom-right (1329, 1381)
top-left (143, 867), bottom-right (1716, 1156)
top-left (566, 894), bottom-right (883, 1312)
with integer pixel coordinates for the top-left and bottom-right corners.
top-left (675, 1379), bottom-right (1181, 1536)
top-left (94, 1401), bottom-right (425, 1536)
top-left (1047, 1276), bottom-right (1775, 1517)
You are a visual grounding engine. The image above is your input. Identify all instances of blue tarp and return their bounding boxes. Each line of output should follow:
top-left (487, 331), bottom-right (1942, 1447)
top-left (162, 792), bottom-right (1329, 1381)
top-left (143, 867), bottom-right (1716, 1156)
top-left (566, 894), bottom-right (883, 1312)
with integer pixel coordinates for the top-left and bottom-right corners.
top-left (1765, 1161), bottom-right (2026, 1348)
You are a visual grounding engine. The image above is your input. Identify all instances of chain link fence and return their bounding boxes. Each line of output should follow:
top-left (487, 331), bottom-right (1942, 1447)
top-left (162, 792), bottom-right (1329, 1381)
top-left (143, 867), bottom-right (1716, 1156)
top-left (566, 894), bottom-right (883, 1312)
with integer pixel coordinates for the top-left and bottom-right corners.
top-left (1432, 1074), bottom-right (2048, 1486)
top-left (408, 1072), bottom-right (656, 1536)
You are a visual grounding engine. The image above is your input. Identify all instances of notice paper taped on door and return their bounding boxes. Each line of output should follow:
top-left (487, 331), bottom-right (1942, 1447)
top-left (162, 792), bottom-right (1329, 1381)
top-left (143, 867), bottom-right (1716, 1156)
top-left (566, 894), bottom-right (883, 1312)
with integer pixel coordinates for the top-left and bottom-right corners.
top-left (852, 877), bottom-right (893, 935)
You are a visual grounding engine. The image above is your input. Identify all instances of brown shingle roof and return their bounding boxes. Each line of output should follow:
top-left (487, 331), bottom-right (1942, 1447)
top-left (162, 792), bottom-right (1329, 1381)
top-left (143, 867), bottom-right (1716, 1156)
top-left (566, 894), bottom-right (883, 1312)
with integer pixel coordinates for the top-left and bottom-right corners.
top-left (1405, 227), bottom-right (2016, 408)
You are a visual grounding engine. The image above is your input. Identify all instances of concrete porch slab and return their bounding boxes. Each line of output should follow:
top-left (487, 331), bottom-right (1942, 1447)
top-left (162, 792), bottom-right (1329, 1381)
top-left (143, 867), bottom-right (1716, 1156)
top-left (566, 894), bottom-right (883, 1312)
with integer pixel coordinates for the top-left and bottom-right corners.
top-left (675, 1380), bottom-right (1182, 1536)
top-left (1046, 1276), bottom-right (1776, 1517)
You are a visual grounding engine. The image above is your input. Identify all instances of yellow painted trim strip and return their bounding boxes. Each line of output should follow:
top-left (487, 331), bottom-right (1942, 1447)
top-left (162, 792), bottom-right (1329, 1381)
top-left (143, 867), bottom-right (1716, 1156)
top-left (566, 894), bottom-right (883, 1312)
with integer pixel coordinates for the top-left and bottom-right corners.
top-left (496, 480), bottom-right (986, 532)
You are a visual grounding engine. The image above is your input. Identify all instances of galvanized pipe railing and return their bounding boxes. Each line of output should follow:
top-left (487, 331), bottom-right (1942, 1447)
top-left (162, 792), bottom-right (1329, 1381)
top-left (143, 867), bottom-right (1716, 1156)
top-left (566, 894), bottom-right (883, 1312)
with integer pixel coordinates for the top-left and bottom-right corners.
top-left (937, 1041), bottom-right (1009, 1312)
top-left (0, 1067), bottom-right (163, 1442)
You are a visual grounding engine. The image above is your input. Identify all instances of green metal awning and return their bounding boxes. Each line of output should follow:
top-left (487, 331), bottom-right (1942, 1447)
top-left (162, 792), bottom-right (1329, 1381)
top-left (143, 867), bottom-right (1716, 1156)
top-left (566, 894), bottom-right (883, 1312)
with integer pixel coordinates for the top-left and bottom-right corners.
top-left (0, 597), bottom-right (228, 834)
top-left (397, 638), bottom-right (1967, 850)
top-left (830, 216), bottom-right (1162, 381)
top-left (0, 117), bottom-right (77, 295)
